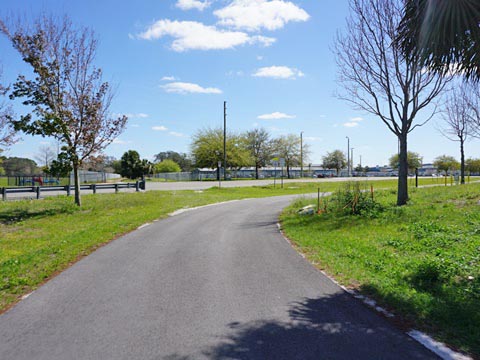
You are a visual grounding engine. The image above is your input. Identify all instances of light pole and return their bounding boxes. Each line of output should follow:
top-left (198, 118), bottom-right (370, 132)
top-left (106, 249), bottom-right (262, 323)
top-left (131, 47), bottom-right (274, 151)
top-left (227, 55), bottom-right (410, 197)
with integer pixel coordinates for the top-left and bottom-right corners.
top-left (300, 131), bottom-right (304, 178)
top-left (351, 148), bottom-right (354, 176)
top-left (346, 136), bottom-right (350, 177)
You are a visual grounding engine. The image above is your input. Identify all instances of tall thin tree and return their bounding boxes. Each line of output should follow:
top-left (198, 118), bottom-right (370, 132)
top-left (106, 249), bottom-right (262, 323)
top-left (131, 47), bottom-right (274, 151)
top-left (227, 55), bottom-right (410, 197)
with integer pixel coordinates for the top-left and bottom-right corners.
top-left (440, 85), bottom-right (473, 184)
top-left (334, 0), bottom-right (449, 205)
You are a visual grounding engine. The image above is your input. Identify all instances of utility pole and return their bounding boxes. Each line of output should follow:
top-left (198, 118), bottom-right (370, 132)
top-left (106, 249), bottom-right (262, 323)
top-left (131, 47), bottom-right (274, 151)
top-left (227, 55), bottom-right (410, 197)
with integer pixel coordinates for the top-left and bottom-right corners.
top-left (346, 136), bottom-right (350, 177)
top-left (224, 101), bottom-right (227, 181)
top-left (300, 131), bottom-right (304, 178)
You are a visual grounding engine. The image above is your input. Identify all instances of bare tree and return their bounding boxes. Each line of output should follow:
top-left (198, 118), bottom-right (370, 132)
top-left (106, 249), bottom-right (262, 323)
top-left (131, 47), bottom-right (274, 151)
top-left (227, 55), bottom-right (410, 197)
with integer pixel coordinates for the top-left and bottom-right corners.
top-left (464, 82), bottom-right (480, 138)
top-left (440, 84), bottom-right (475, 184)
top-left (1, 16), bottom-right (127, 206)
top-left (34, 144), bottom-right (56, 169)
top-left (334, 0), bottom-right (449, 205)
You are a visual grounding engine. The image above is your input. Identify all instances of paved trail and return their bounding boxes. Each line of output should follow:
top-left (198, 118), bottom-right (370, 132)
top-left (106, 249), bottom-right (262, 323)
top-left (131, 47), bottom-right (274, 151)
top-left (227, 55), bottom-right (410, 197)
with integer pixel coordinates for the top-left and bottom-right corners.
top-left (0, 195), bottom-right (437, 359)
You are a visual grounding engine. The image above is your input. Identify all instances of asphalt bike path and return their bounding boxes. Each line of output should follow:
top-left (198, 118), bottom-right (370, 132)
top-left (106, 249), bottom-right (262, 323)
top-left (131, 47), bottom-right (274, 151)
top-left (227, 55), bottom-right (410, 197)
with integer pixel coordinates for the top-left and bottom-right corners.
top-left (0, 195), bottom-right (438, 359)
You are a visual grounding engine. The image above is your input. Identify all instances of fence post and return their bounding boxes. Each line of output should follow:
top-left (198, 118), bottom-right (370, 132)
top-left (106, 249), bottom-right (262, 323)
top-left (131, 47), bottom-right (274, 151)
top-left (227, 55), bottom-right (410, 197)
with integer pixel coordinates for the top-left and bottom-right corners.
top-left (65, 185), bottom-right (71, 196)
top-left (93, 184), bottom-right (96, 194)
top-left (136, 181), bottom-right (139, 192)
top-left (36, 186), bottom-right (41, 199)
top-left (1, 187), bottom-right (5, 201)
top-left (115, 184), bottom-right (119, 193)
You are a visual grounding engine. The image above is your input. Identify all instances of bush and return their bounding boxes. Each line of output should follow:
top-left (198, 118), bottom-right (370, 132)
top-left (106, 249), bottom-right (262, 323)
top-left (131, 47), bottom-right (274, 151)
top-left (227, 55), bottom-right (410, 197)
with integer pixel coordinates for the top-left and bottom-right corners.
top-left (329, 182), bottom-right (383, 216)
top-left (154, 159), bottom-right (181, 173)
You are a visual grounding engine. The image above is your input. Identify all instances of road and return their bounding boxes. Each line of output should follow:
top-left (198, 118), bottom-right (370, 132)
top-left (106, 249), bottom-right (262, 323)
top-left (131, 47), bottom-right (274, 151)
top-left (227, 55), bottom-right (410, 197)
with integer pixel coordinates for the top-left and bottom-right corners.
top-left (3, 176), bottom-right (398, 200)
top-left (146, 176), bottom-right (397, 191)
top-left (0, 195), bottom-right (437, 359)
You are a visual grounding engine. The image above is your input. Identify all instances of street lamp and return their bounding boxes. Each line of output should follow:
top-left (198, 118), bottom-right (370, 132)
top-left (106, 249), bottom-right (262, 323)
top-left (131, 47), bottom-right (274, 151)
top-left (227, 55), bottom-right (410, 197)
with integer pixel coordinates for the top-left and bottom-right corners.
top-left (300, 131), bottom-right (304, 178)
top-left (351, 148), bottom-right (354, 176)
top-left (346, 136), bottom-right (350, 177)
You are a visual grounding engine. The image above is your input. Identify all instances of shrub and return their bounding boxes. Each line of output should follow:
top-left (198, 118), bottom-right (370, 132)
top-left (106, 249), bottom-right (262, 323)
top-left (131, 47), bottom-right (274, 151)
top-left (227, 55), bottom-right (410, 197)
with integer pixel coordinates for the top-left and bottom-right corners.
top-left (329, 182), bottom-right (383, 216)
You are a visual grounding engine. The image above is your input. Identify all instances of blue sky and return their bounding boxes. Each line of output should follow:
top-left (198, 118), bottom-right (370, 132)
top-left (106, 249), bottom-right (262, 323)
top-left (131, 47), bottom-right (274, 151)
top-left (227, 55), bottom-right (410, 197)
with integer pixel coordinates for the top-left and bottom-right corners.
top-left (1, 0), bottom-right (477, 167)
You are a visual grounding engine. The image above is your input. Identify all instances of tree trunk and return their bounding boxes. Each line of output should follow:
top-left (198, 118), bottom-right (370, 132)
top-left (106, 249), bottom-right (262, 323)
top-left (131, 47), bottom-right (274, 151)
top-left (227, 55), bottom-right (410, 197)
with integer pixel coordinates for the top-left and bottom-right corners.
top-left (73, 162), bottom-right (81, 207)
top-left (255, 165), bottom-right (259, 179)
top-left (460, 138), bottom-right (465, 184)
top-left (287, 165), bottom-right (291, 179)
top-left (216, 167), bottom-right (220, 181)
top-left (397, 133), bottom-right (408, 206)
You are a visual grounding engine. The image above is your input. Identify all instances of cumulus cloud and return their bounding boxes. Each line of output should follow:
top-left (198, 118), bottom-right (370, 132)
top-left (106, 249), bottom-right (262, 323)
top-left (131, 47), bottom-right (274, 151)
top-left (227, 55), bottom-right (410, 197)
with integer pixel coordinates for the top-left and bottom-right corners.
top-left (152, 126), bottom-right (168, 131)
top-left (161, 81), bottom-right (222, 94)
top-left (137, 20), bottom-right (274, 51)
top-left (214, 0), bottom-right (310, 32)
top-left (258, 112), bottom-right (295, 120)
top-left (252, 65), bottom-right (304, 79)
top-left (176, 0), bottom-right (211, 11)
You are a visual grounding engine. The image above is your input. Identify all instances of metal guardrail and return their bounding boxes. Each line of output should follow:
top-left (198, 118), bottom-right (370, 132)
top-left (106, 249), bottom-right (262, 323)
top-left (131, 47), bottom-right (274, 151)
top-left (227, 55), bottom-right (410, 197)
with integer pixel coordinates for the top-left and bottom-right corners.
top-left (1, 181), bottom-right (145, 201)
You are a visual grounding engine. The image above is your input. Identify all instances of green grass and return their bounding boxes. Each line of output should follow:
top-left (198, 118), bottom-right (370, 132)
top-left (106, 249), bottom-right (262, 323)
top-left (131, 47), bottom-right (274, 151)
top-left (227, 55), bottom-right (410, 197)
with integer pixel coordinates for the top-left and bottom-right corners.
top-left (280, 183), bottom-right (480, 357)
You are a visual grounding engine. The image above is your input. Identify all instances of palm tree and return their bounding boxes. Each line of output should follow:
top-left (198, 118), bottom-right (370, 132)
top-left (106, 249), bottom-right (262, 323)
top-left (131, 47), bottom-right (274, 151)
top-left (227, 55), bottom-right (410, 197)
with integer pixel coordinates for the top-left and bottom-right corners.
top-left (397, 0), bottom-right (480, 81)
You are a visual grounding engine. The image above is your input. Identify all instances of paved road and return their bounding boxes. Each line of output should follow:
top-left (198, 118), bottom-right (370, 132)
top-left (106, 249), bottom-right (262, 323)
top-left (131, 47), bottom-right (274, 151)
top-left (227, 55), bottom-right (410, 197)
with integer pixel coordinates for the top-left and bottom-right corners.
top-left (0, 195), bottom-right (437, 359)
top-left (146, 176), bottom-right (397, 191)
top-left (3, 176), bottom-right (398, 200)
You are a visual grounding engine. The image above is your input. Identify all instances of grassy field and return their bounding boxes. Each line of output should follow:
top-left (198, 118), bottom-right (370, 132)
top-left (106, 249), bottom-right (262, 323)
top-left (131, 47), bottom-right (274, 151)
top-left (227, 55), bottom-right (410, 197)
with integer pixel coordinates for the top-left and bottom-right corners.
top-left (280, 183), bottom-right (480, 357)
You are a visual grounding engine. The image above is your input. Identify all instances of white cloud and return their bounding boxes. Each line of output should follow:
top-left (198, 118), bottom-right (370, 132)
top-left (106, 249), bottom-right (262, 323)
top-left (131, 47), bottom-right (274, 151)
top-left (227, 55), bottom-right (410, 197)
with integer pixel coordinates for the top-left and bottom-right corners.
top-left (169, 131), bottom-right (188, 137)
top-left (137, 20), bottom-right (274, 51)
top-left (214, 0), bottom-right (310, 32)
top-left (257, 55), bottom-right (264, 61)
top-left (152, 126), bottom-right (168, 131)
top-left (161, 81), bottom-right (222, 94)
top-left (350, 117), bottom-right (363, 122)
top-left (258, 112), bottom-right (295, 120)
top-left (343, 117), bottom-right (363, 127)
top-left (251, 35), bottom-right (276, 47)
top-left (252, 66), bottom-right (304, 79)
top-left (130, 124), bottom-right (140, 128)
top-left (161, 76), bottom-right (177, 81)
top-left (176, 0), bottom-right (211, 11)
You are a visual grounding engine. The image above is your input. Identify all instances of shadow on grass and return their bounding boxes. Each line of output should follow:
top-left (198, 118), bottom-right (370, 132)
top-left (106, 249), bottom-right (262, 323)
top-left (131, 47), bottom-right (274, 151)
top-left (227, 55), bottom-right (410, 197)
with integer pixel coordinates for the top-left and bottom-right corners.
top-left (360, 266), bottom-right (480, 357)
top-left (0, 206), bottom-right (77, 225)
top-left (196, 293), bottom-right (437, 360)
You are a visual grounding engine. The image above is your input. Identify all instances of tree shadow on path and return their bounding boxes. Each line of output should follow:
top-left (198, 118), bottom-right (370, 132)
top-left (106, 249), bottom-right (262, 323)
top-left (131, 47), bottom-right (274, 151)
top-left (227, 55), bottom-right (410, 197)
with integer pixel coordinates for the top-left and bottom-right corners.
top-left (201, 292), bottom-right (438, 360)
